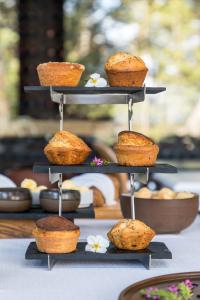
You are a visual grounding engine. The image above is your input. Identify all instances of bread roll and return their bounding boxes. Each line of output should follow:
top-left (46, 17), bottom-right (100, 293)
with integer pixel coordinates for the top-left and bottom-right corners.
top-left (175, 192), bottom-right (194, 199)
top-left (135, 187), bottom-right (152, 198)
top-left (158, 188), bottom-right (176, 199)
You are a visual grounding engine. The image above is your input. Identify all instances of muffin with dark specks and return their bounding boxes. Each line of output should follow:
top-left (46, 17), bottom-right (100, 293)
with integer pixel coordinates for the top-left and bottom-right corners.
top-left (104, 52), bottom-right (148, 87)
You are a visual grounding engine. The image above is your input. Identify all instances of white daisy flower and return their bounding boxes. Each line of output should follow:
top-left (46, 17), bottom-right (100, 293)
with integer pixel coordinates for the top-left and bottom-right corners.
top-left (85, 235), bottom-right (109, 253)
top-left (85, 73), bottom-right (107, 87)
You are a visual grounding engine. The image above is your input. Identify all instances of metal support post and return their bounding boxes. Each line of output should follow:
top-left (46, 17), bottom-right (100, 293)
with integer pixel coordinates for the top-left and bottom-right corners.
top-left (130, 173), bottom-right (135, 219)
top-left (58, 173), bottom-right (63, 216)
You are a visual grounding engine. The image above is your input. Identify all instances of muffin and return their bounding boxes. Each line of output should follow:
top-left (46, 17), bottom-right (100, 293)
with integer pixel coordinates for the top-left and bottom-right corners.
top-left (32, 216), bottom-right (80, 253)
top-left (37, 62), bottom-right (85, 86)
top-left (107, 219), bottom-right (155, 251)
top-left (104, 52), bottom-right (148, 87)
top-left (44, 130), bottom-right (91, 165)
top-left (114, 131), bottom-right (159, 166)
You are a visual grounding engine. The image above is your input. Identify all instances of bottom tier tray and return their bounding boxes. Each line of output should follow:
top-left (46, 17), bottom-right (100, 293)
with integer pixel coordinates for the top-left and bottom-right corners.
top-left (0, 205), bottom-right (94, 220)
top-left (25, 241), bottom-right (172, 270)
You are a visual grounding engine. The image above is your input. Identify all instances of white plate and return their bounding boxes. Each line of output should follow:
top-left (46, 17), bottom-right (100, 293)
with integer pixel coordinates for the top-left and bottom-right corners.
top-left (0, 174), bottom-right (16, 188)
top-left (78, 190), bottom-right (93, 208)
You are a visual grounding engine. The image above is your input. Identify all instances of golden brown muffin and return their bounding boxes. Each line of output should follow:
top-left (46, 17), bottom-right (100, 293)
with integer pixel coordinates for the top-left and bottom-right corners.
top-left (114, 131), bottom-right (159, 166)
top-left (32, 216), bottom-right (80, 254)
top-left (104, 52), bottom-right (148, 87)
top-left (44, 130), bottom-right (91, 165)
top-left (107, 219), bottom-right (155, 251)
top-left (37, 62), bottom-right (85, 86)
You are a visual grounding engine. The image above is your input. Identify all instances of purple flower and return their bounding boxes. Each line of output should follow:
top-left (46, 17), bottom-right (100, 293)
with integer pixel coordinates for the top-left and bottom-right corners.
top-left (91, 156), bottom-right (104, 166)
top-left (168, 284), bottom-right (178, 293)
top-left (184, 279), bottom-right (193, 289)
top-left (144, 287), bottom-right (159, 299)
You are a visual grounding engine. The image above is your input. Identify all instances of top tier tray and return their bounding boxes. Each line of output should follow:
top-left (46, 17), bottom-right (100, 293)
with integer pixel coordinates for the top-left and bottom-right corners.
top-left (34, 162), bottom-right (177, 174)
top-left (24, 86), bottom-right (166, 104)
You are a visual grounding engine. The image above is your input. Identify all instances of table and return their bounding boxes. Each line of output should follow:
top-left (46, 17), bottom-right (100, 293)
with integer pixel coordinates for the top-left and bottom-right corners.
top-left (0, 216), bottom-right (200, 300)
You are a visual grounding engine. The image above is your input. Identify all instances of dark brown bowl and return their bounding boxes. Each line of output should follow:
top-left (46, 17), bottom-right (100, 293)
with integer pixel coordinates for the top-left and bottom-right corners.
top-left (40, 189), bottom-right (80, 212)
top-left (120, 193), bottom-right (199, 234)
top-left (119, 271), bottom-right (200, 300)
top-left (0, 188), bottom-right (32, 212)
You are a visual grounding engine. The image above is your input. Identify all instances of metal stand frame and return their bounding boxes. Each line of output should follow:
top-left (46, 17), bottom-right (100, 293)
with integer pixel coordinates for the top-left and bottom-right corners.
top-left (50, 86), bottom-right (148, 220)
top-left (58, 174), bottom-right (63, 216)
top-left (45, 253), bottom-right (152, 270)
top-left (127, 87), bottom-right (148, 219)
top-left (130, 173), bottom-right (135, 219)
top-left (50, 87), bottom-right (64, 216)
top-left (138, 254), bottom-right (151, 270)
top-left (24, 85), bottom-right (174, 271)
top-left (59, 97), bottom-right (64, 131)
top-left (47, 255), bottom-right (56, 271)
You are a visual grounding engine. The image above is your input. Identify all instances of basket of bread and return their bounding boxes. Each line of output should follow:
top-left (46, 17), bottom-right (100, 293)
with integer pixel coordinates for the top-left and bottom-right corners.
top-left (120, 187), bottom-right (199, 234)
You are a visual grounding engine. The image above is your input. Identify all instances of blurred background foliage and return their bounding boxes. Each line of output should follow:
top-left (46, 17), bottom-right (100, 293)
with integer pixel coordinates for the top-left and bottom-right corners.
top-left (0, 0), bottom-right (200, 137)
top-left (0, 0), bottom-right (18, 117)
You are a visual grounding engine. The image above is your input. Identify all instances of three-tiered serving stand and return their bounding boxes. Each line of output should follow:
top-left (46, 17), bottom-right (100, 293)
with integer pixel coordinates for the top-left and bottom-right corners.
top-left (24, 85), bottom-right (177, 270)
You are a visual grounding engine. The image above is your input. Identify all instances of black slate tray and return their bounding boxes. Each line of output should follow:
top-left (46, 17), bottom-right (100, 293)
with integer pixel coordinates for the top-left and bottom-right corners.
top-left (24, 86), bottom-right (166, 95)
top-left (25, 241), bottom-right (172, 270)
top-left (0, 205), bottom-right (94, 220)
top-left (33, 162), bottom-right (177, 174)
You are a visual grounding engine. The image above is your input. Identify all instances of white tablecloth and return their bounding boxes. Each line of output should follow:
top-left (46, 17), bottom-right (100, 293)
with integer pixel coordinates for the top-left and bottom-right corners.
top-left (0, 217), bottom-right (200, 300)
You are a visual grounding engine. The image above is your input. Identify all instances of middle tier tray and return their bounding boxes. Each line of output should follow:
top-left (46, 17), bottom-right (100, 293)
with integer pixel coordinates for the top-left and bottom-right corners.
top-left (0, 204), bottom-right (94, 220)
top-left (33, 162), bottom-right (177, 174)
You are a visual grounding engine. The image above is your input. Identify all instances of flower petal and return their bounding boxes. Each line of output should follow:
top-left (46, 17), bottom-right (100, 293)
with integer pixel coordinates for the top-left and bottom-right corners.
top-left (85, 244), bottom-right (95, 252)
top-left (90, 73), bottom-right (100, 80)
top-left (87, 235), bottom-right (97, 245)
top-left (96, 235), bottom-right (109, 248)
top-left (95, 78), bottom-right (107, 87)
top-left (93, 156), bottom-right (99, 163)
top-left (96, 246), bottom-right (108, 254)
top-left (85, 79), bottom-right (95, 87)
top-left (102, 239), bottom-right (110, 248)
